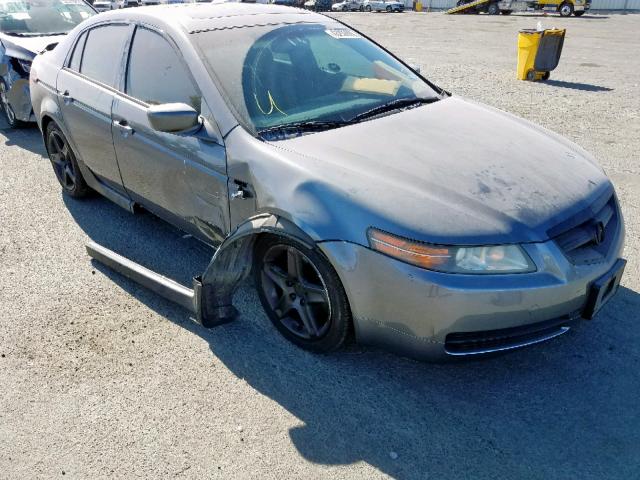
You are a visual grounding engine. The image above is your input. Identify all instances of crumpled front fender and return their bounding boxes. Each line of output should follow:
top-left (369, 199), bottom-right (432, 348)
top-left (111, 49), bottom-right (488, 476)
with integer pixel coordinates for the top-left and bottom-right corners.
top-left (197, 213), bottom-right (316, 327)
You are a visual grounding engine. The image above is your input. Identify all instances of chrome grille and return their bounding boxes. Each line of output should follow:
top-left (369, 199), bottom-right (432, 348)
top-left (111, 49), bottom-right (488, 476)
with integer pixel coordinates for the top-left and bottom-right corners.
top-left (551, 193), bottom-right (619, 265)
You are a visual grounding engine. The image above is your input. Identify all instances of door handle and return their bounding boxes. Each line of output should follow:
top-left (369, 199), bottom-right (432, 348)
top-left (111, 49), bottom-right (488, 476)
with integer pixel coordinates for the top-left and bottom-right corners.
top-left (113, 119), bottom-right (134, 137)
top-left (61, 90), bottom-right (73, 105)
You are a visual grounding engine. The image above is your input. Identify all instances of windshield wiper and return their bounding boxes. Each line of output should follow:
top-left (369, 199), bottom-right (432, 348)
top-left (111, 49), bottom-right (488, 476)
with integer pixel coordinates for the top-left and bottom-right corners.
top-left (348, 97), bottom-right (439, 123)
top-left (258, 120), bottom-right (349, 139)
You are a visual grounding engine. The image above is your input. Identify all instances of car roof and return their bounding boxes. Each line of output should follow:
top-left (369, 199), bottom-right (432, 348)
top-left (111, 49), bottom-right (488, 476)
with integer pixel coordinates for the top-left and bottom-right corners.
top-left (95, 3), bottom-right (327, 34)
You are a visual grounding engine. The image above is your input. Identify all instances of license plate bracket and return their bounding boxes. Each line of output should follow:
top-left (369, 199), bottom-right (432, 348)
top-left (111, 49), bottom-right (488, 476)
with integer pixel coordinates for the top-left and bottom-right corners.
top-left (582, 259), bottom-right (626, 320)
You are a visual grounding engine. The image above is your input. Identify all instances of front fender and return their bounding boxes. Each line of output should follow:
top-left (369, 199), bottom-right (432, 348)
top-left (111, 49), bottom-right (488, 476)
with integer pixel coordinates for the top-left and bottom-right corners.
top-left (197, 213), bottom-right (317, 326)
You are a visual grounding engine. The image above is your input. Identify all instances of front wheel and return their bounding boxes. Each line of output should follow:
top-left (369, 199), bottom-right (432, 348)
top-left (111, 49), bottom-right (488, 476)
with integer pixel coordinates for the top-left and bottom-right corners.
top-left (558, 1), bottom-right (573, 16)
top-left (365, 4), bottom-right (371, 10)
top-left (255, 236), bottom-right (352, 353)
top-left (386, 5), bottom-right (391, 11)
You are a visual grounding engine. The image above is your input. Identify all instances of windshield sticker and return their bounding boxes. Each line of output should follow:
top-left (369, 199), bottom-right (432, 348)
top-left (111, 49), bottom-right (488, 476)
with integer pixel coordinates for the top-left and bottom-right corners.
top-left (325, 28), bottom-right (361, 40)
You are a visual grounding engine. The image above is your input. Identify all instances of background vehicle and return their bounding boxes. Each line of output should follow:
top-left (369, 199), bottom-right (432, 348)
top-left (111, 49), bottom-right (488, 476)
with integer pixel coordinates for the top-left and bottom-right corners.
top-left (332, 0), bottom-right (362, 10)
top-left (362, 0), bottom-right (403, 11)
top-left (449, 0), bottom-right (590, 16)
top-left (31, 4), bottom-right (624, 360)
top-left (304, 0), bottom-right (331, 10)
top-left (0, 0), bottom-right (95, 128)
top-left (93, 0), bottom-right (125, 11)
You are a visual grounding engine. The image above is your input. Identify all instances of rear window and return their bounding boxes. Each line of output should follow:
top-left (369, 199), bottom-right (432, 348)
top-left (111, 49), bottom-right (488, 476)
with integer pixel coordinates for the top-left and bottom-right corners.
top-left (68, 30), bottom-right (87, 72)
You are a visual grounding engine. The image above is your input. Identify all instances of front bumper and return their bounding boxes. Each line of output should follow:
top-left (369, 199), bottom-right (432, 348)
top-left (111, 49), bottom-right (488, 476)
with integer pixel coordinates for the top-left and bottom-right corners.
top-left (319, 224), bottom-right (624, 361)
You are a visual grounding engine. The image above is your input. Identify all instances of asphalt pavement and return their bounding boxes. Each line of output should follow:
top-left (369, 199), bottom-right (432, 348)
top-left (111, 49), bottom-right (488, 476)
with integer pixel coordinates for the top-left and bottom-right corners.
top-left (1, 11), bottom-right (639, 479)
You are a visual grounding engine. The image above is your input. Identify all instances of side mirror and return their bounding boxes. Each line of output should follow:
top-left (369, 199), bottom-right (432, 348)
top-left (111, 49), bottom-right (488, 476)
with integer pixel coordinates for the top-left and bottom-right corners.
top-left (409, 63), bottom-right (421, 74)
top-left (147, 103), bottom-right (200, 133)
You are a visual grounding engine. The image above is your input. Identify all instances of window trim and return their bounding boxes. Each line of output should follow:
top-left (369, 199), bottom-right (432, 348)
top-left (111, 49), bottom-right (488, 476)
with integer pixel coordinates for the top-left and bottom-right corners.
top-left (121, 23), bottom-right (203, 111)
top-left (61, 21), bottom-right (134, 93)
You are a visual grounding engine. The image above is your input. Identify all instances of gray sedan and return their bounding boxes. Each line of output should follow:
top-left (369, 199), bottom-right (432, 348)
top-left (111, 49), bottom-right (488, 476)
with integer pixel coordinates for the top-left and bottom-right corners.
top-left (30, 4), bottom-right (625, 360)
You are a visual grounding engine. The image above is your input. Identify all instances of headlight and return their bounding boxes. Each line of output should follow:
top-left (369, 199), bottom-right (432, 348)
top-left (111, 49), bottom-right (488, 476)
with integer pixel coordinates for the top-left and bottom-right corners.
top-left (367, 229), bottom-right (536, 274)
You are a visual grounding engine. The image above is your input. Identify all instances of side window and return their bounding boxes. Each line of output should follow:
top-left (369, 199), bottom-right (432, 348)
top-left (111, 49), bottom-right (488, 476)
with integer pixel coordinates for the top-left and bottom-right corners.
top-left (68, 31), bottom-right (87, 72)
top-left (80, 24), bottom-right (129, 87)
top-left (126, 28), bottom-right (202, 113)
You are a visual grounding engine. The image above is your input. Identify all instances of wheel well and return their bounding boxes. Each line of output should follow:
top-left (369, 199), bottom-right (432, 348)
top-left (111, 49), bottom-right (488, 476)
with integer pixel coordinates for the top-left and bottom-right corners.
top-left (40, 115), bottom-right (55, 142)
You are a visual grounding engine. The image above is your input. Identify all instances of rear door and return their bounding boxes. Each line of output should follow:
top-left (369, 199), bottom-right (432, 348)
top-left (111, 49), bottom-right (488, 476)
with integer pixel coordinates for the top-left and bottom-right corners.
top-left (56, 23), bottom-right (132, 193)
top-left (112, 25), bottom-right (229, 245)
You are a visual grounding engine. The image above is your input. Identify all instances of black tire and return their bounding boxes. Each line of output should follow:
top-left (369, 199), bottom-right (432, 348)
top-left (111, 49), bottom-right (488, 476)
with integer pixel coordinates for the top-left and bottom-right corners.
top-left (386, 5), bottom-right (391, 11)
top-left (574, 10), bottom-right (585, 16)
top-left (526, 69), bottom-right (536, 81)
top-left (0, 79), bottom-right (27, 129)
top-left (487, 2), bottom-right (499, 14)
top-left (45, 122), bottom-right (90, 198)
top-left (254, 235), bottom-right (352, 353)
top-left (542, 71), bottom-right (551, 80)
top-left (365, 4), bottom-right (371, 11)
top-left (558, 1), bottom-right (573, 16)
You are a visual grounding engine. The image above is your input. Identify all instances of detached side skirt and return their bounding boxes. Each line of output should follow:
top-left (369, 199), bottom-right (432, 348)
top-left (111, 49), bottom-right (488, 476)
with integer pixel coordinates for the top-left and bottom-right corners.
top-left (86, 241), bottom-right (239, 327)
top-left (85, 214), bottom-right (315, 328)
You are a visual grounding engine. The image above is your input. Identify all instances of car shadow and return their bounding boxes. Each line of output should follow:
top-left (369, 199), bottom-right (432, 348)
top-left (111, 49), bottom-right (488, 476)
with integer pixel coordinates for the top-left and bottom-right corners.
top-left (541, 80), bottom-right (613, 92)
top-left (64, 193), bottom-right (640, 479)
top-left (0, 122), bottom-right (47, 156)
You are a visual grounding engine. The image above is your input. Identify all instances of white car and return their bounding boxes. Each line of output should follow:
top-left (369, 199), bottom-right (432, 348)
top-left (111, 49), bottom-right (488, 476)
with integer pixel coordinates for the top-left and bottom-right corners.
top-left (331, 0), bottom-right (362, 10)
top-left (362, 0), bottom-right (403, 11)
top-left (92, 0), bottom-right (124, 10)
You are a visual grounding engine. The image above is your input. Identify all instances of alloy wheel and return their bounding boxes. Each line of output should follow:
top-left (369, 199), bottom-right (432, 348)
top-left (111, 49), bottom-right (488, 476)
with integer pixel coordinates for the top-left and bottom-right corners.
top-left (260, 244), bottom-right (331, 340)
top-left (47, 129), bottom-right (77, 191)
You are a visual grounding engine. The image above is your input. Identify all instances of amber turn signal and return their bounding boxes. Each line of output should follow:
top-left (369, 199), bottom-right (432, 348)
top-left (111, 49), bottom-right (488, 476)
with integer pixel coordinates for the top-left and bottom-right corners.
top-left (367, 229), bottom-right (451, 270)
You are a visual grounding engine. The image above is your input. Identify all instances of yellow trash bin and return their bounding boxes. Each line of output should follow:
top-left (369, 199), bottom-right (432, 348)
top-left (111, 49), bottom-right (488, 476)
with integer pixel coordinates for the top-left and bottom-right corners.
top-left (415, 1), bottom-right (423, 11)
top-left (517, 28), bottom-right (566, 81)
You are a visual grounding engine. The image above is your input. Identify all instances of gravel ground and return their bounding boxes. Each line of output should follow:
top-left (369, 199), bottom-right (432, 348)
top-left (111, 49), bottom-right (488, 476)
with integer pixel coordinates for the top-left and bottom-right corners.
top-left (1, 11), bottom-right (639, 480)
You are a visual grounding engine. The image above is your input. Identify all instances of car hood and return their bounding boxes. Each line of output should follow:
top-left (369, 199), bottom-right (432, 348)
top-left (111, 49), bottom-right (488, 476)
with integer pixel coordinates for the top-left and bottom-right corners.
top-left (268, 96), bottom-right (612, 245)
top-left (0, 33), bottom-right (62, 60)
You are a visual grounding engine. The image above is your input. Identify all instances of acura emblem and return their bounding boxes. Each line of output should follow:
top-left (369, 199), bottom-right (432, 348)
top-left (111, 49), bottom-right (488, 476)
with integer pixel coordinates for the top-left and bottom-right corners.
top-left (594, 222), bottom-right (606, 245)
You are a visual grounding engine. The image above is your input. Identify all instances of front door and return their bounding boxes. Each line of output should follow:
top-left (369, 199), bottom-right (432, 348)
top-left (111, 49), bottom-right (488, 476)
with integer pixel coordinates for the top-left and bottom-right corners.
top-left (112, 26), bottom-right (229, 245)
top-left (56, 23), bottom-right (131, 193)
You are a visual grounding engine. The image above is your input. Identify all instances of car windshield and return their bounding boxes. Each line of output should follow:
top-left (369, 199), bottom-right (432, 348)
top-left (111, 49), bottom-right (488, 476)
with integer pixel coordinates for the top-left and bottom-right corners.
top-left (0, 0), bottom-right (94, 36)
top-left (192, 22), bottom-right (439, 136)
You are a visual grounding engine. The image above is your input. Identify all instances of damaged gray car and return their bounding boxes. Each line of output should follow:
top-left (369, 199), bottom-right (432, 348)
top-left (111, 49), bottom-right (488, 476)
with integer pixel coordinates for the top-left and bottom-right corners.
top-left (0, 0), bottom-right (94, 127)
top-left (31, 4), bottom-right (625, 360)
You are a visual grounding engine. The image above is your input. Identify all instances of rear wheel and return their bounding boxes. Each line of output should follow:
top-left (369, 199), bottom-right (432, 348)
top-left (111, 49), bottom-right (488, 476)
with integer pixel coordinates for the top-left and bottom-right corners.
top-left (365, 4), bottom-right (371, 10)
top-left (45, 122), bottom-right (90, 198)
top-left (487, 2), bottom-right (500, 14)
top-left (542, 71), bottom-right (551, 80)
top-left (526, 69), bottom-right (536, 81)
top-left (0, 79), bottom-right (27, 129)
top-left (558, 1), bottom-right (573, 16)
top-left (255, 236), bottom-right (352, 353)
top-left (386, 5), bottom-right (391, 11)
